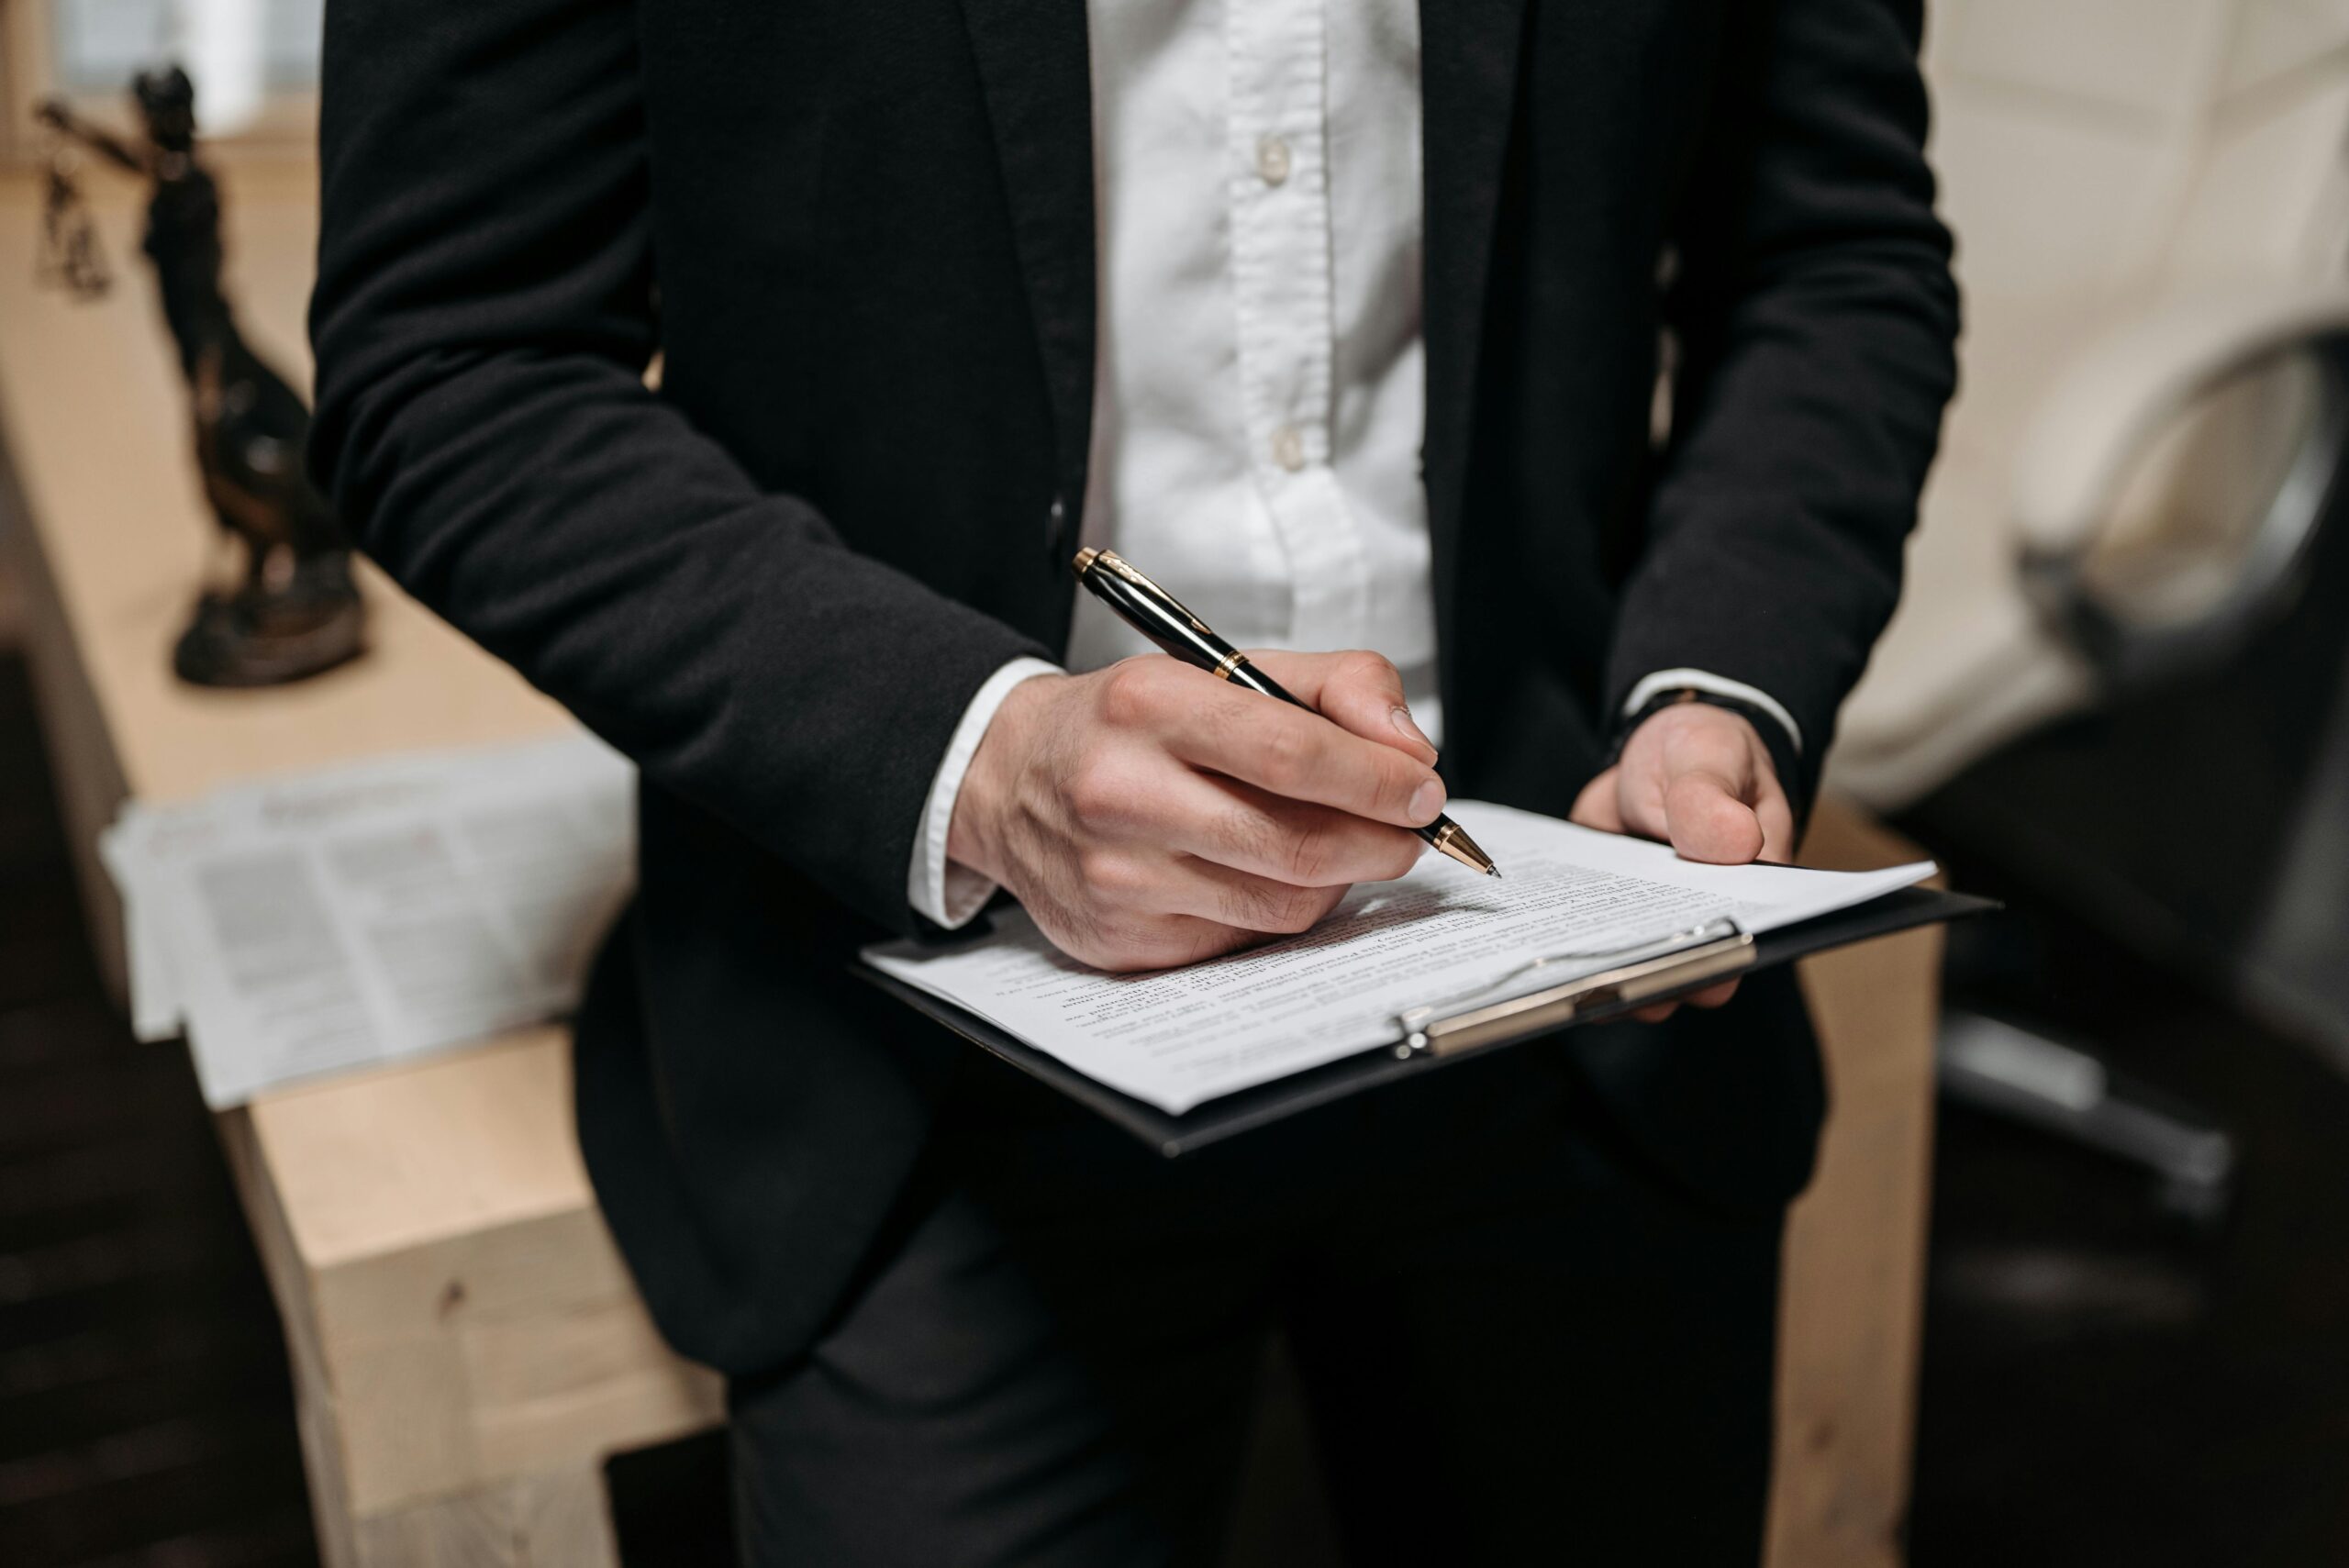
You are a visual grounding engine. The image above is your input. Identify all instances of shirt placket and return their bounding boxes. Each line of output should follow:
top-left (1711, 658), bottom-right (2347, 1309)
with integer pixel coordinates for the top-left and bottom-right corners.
top-left (1223, 0), bottom-right (1370, 652)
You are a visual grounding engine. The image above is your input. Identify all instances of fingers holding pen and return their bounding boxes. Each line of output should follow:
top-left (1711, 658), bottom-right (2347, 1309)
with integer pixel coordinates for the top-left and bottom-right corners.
top-left (1080, 849), bottom-right (1353, 937)
top-left (953, 658), bottom-right (1439, 974)
top-left (1064, 753), bottom-right (1424, 890)
top-left (1241, 648), bottom-right (1439, 765)
top-left (1108, 662), bottom-right (1447, 830)
top-left (1174, 776), bottom-right (1428, 888)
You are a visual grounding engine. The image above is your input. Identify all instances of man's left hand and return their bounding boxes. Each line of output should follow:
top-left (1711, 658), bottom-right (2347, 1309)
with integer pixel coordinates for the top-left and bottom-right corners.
top-left (1569, 700), bottom-right (1797, 1022)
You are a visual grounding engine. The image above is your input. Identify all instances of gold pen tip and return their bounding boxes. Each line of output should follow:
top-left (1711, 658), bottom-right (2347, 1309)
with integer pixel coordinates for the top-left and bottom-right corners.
top-left (1072, 546), bottom-right (1100, 576)
top-left (1431, 823), bottom-right (1497, 877)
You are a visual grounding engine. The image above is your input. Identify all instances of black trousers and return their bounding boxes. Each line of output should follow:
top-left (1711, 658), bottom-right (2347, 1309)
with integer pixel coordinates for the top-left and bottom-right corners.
top-left (729, 1047), bottom-right (1787, 1567)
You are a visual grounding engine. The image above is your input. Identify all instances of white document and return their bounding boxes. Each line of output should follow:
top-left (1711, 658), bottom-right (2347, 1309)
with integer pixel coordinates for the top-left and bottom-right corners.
top-left (864, 801), bottom-right (1934, 1115)
top-left (101, 733), bottom-right (636, 1107)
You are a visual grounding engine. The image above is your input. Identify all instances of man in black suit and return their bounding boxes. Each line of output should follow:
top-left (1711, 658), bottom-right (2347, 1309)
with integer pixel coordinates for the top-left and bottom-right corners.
top-left (310, 0), bottom-right (1956, 1560)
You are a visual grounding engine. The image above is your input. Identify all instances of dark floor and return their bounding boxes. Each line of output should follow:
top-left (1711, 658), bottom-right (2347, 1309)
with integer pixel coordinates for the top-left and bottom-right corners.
top-left (1908, 869), bottom-right (2349, 1566)
top-left (0, 657), bottom-right (317, 1566)
top-left (5, 635), bottom-right (2348, 1564)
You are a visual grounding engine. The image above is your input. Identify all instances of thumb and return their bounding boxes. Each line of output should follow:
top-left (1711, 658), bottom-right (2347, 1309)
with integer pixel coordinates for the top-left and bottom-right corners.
top-left (1243, 649), bottom-right (1439, 765)
top-left (1664, 770), bottom-right (1766, 865)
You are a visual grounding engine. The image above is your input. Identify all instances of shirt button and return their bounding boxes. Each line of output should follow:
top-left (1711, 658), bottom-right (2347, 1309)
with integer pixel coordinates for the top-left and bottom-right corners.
top-left (1270, 425), bottom-right (1306, 472)
top-left (1256, 134), bottom-right (1292, 186)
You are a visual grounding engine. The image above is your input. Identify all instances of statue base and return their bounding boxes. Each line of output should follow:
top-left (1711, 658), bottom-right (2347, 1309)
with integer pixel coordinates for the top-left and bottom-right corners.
top-left (173, 551), bottom-right (368, 687)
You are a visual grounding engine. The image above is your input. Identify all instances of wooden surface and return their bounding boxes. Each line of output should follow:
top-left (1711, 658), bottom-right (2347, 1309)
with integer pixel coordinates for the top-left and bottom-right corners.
top-left (0, 163), bottom-right (721, 1536)
top-left (1, 161), bottom-right (1938, 1562)
top-left (0, 166), bottom-right (571, 997)
top-left (217, 1037), bottom-right (722, 1522)
top-left (1778, 806), bottom-right (1946, 1568)
top-left (0, 167), bottom-right (569, 803)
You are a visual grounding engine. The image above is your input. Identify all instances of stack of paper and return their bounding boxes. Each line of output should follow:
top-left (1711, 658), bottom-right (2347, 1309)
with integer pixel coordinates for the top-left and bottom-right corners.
top-left (102, 734), bottom-right (636, 1106)
top-left (866, 803), bottom-right (1937, 1115)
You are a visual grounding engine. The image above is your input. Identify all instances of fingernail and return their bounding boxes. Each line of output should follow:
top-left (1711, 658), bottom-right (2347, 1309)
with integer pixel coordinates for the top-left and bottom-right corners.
top-left (1409, 779), bottom-right (1445, 824)
top-left (1390, 706), bottom-right (1433, 755)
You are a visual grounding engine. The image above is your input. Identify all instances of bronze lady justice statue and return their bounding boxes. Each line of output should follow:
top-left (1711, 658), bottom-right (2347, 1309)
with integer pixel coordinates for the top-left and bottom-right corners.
top-left (37, 69), bottom-right (366, 686)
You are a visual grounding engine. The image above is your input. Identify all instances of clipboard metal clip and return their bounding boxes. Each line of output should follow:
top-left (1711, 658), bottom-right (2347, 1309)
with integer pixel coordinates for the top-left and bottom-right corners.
top-left (1392, 917), bottom-right (1755, 1061)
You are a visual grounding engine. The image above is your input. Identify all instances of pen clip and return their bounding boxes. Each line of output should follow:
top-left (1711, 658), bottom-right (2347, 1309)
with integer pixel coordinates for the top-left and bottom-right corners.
top-left (1083, 549), bottom-right (1215, 635)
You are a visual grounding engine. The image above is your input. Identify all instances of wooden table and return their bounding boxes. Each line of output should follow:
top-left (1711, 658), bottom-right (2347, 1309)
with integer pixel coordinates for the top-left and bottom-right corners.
top-left (0, 163), bottom-right (720, 1565)
top-left (0, 161), bottom-right (1939, 1568)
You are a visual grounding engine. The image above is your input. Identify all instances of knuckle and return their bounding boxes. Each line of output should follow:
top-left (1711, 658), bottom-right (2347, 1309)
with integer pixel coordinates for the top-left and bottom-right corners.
top-left (1230, 878), bottom-right (1316, 934)
top-left (1269, 886), bottom-right (1326, 934)
top-left (1380, 756), bottom-right (1426, 817)
top-left (1063, 759), bottom-right (1128, 830)
top-left (1337, 649), bottom-right (1400, 693)
top-left (1219, 806), bottom-right (1283, 871)
top-left (1096, 660), bottom-right (1158, 728)
top-left (1258, 720), bottom-right (1315, 792)
top-left (1082, 851), bottom-right (1144, 901)
top-left (1283, 824), bottom-right (1335, 885)
top-left (1074, 846), bottom-right (1122, 893)
top-left (1228, 877), bottom-right (1286, 929)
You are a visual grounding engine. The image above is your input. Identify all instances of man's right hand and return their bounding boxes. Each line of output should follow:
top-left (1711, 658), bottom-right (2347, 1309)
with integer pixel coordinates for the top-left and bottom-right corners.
top-left (947, 651), bottom-right (1445, 972)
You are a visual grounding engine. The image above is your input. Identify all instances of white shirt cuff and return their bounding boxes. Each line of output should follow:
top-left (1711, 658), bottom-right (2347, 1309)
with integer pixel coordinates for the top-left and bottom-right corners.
top-left (1621, 668), bottom-right (1804, 755)
top-left (907, 657), bottom-right (1063, 929)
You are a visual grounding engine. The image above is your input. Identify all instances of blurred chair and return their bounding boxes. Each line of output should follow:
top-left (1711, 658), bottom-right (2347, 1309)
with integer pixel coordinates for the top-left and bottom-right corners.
top-left (1841, 0), bottom-right (2349, 811)
top-left (1828, 0), bottom-right (2349, 1204)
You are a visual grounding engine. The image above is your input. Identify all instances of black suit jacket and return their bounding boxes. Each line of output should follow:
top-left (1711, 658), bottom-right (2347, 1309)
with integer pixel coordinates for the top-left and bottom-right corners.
top-left (310, 0), bottom-right (1958, 1375)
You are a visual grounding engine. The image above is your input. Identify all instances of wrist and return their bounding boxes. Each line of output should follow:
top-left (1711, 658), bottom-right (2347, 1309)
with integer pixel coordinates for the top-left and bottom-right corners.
top-left (1610, 687), bottom-right (1765, 771)
top-left (946, 742), bottom-right (1007, 888)
top-left (947, 670), bottom-right (1055, 884)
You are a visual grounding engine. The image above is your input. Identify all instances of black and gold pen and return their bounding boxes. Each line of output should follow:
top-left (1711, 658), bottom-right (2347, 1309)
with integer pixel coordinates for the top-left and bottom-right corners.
top-left (1072, 547), bottom-right (1500, 878)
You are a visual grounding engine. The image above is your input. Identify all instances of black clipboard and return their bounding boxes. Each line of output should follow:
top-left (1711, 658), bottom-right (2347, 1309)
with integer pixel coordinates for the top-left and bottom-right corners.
top-left (860, 884), bottom-right (1994, 1157)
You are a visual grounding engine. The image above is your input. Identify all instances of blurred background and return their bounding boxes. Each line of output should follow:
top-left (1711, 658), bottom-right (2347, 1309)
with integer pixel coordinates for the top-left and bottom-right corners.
top-left (4, 0), bottom-right (2348, 1564)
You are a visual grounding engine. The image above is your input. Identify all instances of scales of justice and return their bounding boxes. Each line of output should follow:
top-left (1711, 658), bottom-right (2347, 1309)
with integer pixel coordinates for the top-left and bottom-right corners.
top-left (36, 67), bottom-right (367, 687)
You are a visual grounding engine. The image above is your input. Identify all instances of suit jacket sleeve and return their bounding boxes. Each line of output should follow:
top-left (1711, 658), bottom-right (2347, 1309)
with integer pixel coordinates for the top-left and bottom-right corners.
top-left (307, 0), bottom-right (1047, 937)
top-left (1604, 0), bottom-right (1961, 811)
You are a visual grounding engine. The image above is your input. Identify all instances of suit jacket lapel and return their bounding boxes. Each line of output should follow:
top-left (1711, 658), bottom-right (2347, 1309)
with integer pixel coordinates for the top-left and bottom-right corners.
top-left (958, 0), bottom-right (1098, 547)
top-left (1419, 0), bottom-right (1531, 714)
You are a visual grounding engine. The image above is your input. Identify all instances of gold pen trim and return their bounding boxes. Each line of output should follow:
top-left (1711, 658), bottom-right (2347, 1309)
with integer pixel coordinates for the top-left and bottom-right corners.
top-left (1210, 650), bottom-right (1248, 682)
top-left (1429, 821), bottom-right (1499, 877)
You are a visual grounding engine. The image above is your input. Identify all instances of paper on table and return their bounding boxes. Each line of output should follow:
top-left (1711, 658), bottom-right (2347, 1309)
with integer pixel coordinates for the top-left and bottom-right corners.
top-left (863, 801), bottom-right (1934, 1115)
top-left (100, 733), bottom-right (636, 1106)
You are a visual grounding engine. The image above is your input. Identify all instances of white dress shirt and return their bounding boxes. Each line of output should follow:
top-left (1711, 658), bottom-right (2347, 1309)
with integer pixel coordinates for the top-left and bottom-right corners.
top-left (907, 0), bottom-right (1798, 929)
